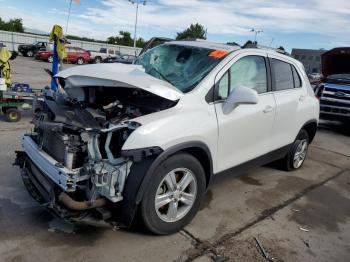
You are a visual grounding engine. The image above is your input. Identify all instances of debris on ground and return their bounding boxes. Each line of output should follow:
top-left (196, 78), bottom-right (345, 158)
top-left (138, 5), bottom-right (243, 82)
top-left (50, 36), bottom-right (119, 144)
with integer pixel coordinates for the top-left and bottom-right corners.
top-left (299, 227), bottom-right (309, 232)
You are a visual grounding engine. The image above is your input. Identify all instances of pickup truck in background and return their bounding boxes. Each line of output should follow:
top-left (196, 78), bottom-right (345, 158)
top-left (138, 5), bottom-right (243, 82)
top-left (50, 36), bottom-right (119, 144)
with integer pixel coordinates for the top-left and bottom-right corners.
top-left (18, 41), bottom-right (51, 57)
top-left (315, 47), bottom-right (350, 123)
top-left (89, 48), bottom-right (121, 63)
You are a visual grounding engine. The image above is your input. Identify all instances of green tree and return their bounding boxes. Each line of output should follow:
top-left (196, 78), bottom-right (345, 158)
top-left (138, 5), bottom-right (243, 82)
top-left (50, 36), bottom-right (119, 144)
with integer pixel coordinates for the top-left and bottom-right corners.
top-left (242, 40), bottom-right (257, 48)
top-left (136, 37), bottom-right (145, 48)
top-left (0, 17), bottom-right (24, 33)
top-left (277, 46), bottom-right (285, 51)
top-left (227, 41), bottom-right (240, 46)
top-left (107, 36), bottom-right (116, 44)
top-left (176, 23), bottom-right (207, 40)
top-left (116, 31), bottom-right (133, 46)
top-left (107, 31), bottom-right (145, 47)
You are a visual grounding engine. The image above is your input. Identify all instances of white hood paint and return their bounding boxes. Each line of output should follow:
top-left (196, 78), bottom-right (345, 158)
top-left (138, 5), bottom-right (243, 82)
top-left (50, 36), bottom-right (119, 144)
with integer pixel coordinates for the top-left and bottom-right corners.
top-left (56, 63), bottom-right (183, 101)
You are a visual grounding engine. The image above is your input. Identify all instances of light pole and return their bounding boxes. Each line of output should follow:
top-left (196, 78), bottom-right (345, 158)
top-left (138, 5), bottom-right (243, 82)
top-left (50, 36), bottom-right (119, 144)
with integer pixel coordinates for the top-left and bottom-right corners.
top-left (129, 0), bottom-right (147, 48)
top-left (250, 28), bottom-right (263, 43)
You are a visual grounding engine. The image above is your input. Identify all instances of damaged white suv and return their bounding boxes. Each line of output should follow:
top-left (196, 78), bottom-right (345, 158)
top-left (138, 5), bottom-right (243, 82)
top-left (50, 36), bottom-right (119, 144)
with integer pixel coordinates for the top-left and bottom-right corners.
top-left (15, 40), bottom-right (319, 234)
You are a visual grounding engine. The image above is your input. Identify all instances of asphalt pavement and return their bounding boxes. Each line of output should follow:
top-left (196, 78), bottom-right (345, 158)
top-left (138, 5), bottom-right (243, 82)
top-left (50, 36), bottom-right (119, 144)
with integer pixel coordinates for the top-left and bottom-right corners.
top-left (0, 56), bottom-right (349, 262)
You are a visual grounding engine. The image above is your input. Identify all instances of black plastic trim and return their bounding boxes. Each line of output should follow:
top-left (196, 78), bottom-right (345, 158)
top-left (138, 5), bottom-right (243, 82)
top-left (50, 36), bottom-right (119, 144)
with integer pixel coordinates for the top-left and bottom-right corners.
top-left (121, 146), bottom-right (163, 162)
top-left (134, 141), bottom-right (213, 203)
top-left (213, 144), bottom-right (292, 180)
top-left (300, 119), bottom-right (318, 143)
top-left (118, 141), bottom-right (213, 226)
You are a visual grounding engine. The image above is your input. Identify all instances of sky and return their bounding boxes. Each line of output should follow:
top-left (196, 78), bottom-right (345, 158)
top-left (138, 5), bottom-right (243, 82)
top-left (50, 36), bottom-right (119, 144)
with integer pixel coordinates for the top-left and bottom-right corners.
top-left (0, 0), bottom-right (349, 52)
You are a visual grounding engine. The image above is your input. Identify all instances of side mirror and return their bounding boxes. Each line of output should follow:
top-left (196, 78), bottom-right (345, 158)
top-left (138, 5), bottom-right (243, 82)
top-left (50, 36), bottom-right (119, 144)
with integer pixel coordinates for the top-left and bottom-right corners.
top-left (222, 86), bottom-right (259, 114)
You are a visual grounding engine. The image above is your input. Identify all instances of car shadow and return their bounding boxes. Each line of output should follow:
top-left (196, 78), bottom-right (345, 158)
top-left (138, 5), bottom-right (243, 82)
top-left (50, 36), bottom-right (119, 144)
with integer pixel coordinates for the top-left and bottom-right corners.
top-left (318, 120), bottom-right (350, 137)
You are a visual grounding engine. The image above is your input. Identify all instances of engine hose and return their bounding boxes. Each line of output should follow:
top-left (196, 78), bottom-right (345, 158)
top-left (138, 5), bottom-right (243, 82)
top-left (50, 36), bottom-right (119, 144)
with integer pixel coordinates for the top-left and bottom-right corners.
top-left (58, 192), bottom-right (106, 211)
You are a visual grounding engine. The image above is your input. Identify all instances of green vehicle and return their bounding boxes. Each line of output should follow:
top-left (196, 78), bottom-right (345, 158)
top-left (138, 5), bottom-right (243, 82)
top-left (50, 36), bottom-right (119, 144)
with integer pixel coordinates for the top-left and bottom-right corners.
top-left (0, 89), bottom-right (36, 122)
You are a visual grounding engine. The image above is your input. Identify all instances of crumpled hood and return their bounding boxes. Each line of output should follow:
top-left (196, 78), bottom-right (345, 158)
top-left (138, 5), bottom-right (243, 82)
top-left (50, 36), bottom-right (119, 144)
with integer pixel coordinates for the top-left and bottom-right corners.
top-left (56, 63), bottom-right (183, 101)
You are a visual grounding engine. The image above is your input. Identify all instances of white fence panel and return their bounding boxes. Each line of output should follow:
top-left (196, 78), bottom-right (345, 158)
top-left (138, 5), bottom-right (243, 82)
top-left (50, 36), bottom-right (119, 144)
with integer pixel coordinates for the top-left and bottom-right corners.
top-left (0, 30), bottom-right (141, 55)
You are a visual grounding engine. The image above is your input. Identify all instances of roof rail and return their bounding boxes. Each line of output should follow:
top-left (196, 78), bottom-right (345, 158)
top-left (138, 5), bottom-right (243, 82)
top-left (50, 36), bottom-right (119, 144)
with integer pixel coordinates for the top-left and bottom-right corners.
top-left (242, 43), bottom-right (291, 56)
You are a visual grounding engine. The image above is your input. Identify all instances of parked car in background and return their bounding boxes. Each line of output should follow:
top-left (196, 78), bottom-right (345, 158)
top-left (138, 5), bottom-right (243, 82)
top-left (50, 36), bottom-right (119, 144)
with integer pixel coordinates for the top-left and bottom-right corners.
top-left (15, 40), bottom-right (319, 235)
top-left (18, 41), bottom-right (51, 57)
top-left (89, 48), bottom-right (122, 63)
top-left (103, 54), bottom-right (136, 64)
top-left (139, 37), bottom-right (173, 56)
top-left (35, 47), bottom-right (90, 65)
top-left (315, 47), bottom-right (350, 123)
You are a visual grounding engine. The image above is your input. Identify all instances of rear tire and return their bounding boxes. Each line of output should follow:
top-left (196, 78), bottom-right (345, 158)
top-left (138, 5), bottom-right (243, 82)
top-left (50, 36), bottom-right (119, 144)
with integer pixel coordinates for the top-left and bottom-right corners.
top-left (94, 57), bottom-right (102, 63)
top-left (279, 130), bottom-right (309, 171)
top-left (26, 50), bottom-right (34, 57)
top-left (5, 108), bottom-right (21, 122)
top-left (141, 153), bottom-right (206, 235)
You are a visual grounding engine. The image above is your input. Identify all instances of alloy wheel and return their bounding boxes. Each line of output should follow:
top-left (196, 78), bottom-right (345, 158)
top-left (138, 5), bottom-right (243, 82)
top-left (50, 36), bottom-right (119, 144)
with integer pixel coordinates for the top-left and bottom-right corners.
top-left (293, 139), bottom-right (308, 168)
top-left (155, 168), bottom-right (197, 223)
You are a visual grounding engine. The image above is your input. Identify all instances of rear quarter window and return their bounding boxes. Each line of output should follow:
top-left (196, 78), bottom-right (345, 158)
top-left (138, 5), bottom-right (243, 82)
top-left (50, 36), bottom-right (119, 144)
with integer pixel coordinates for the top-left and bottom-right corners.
top-left (292, 66), bottom-right (302, 88)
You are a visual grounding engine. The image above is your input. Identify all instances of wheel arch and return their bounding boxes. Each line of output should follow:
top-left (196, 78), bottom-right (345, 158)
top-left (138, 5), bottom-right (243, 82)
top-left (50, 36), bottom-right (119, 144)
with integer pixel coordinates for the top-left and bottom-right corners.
top-left (117, 141), bottom-right (213, 227)
top-left (300, 119), bottom-right (318, 143)
top-left (136, 141), bottom-right (213, 202)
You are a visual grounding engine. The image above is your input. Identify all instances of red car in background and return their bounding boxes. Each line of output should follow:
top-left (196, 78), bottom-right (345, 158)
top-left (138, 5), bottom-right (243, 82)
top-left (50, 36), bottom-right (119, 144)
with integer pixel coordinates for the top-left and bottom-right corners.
top-left (35, 47), bottom-right (90, 65)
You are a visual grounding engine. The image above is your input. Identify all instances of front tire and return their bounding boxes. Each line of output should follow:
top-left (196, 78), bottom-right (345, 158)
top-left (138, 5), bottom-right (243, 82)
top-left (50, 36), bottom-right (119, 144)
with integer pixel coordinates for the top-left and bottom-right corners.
top-left (280, 130), bottom-right (309, 171)
top-left (141, 153), bottom-right (206, 235)
top-left (77, 57), bottom-right (85, 65)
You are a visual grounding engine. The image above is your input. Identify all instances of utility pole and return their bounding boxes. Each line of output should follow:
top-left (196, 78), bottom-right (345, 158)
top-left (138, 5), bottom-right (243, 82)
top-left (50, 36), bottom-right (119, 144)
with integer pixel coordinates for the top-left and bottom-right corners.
top-left (66, 0), bottom-right (73, 35)
top-left (250, 28), bottom-right (263, 43)
top-left (129, 0), bottom-right (147, 48)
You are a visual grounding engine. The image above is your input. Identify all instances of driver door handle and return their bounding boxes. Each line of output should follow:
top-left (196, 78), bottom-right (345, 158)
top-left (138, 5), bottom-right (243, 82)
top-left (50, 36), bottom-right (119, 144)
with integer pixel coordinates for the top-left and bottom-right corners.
top-left (263, 105), bottom-right (274, 113)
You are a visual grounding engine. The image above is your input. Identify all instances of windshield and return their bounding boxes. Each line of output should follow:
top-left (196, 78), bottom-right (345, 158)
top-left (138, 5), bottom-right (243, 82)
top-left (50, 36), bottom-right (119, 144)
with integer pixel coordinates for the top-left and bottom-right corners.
top-left (134, 44), bottom-right (227, 93)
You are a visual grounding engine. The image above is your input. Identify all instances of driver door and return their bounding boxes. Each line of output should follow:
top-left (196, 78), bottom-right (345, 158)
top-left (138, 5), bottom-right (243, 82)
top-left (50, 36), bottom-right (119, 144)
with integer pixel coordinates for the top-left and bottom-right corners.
top-left (214, 54), bottom-right (276, 172)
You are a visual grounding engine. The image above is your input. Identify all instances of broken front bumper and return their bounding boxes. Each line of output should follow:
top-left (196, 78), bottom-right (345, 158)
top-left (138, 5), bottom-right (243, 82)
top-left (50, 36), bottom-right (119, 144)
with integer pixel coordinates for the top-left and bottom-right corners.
top-left (21, 134), bottom-right (83, 192)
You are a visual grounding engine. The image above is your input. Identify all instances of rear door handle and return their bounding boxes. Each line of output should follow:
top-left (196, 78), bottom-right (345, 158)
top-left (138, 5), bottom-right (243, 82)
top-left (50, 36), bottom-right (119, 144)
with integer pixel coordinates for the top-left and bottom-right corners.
top-left (263, 105), bottom-right (274, 113)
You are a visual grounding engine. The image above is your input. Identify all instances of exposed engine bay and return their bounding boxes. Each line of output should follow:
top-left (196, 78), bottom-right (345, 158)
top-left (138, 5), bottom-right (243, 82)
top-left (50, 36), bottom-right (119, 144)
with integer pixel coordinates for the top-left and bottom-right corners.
top-left (16, 82), bottom-right (176, 226)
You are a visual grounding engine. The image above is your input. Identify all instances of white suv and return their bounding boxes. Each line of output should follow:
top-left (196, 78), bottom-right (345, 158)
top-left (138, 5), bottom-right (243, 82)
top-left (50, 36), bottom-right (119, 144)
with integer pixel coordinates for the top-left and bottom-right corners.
top-left (15, 40), bottom-right (319, 235)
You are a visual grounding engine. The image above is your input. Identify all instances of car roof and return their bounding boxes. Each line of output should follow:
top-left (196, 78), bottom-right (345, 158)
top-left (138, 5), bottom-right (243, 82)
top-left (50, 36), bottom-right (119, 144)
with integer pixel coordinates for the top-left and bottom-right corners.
top-left (166, 40), bottom-right (240, 52)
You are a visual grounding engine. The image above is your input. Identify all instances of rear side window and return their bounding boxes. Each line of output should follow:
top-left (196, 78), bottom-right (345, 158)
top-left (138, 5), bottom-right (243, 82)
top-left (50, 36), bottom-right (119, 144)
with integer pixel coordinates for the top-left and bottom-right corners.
top-left (272, 59), bottom-right (294, 90)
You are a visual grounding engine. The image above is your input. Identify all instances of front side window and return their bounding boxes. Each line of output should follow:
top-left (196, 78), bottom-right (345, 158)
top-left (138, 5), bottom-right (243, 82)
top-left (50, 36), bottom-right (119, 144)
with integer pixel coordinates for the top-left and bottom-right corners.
top-left (215, 55), bottom-right (267, 101)
top-left (230, 56), bottom-right (267, 94)
top-left (135, 44), bottom-right (227, 93)
top-left (272, 59), bottom-right (294, 90)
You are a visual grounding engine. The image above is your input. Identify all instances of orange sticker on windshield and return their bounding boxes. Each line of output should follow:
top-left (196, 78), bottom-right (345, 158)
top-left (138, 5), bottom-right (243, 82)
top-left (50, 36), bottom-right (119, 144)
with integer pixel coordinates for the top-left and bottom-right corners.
top-left (209, 50), bottom-right (229, 59)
